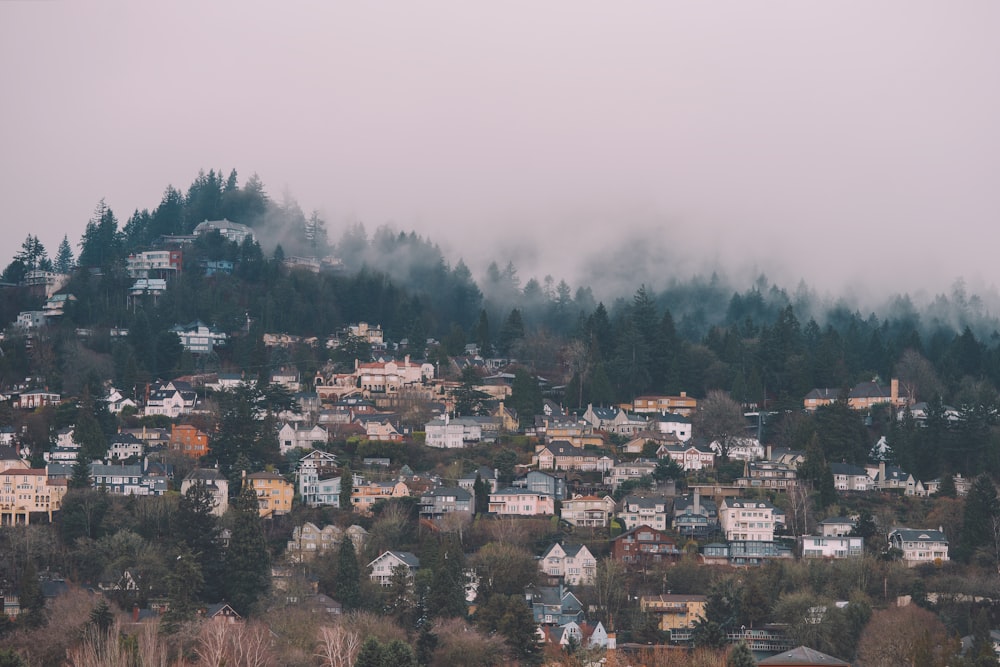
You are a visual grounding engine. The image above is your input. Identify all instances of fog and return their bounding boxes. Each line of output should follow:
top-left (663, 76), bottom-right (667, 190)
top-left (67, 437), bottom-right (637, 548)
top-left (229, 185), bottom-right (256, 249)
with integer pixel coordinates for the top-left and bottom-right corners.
top-left (2, 1), bottom-right (999, 309)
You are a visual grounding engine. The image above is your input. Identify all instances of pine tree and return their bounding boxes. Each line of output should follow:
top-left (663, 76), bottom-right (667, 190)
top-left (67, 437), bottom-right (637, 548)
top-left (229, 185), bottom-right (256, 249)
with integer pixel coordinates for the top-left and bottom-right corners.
top-left (727, 642), bottom-right (756, 667)
top-left (472, 473), bottom-right (489, 516)
top-left (55, 235), bottom-right (74, 273)
top-left (162, 545), bottom-right (204, 633)
top-left (335, 536), bottom-right (361, 610)
top-left (224, 485), bottom-right (270, 615)
top-left (175, 483), bottom-right (225, 601)
top-left (960, 473), bottom-right (999, 562)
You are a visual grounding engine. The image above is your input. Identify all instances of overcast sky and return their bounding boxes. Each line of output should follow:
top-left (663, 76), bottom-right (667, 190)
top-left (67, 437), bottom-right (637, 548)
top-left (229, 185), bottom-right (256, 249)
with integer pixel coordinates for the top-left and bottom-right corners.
top-left (2, 1), bottom-right (999, 303)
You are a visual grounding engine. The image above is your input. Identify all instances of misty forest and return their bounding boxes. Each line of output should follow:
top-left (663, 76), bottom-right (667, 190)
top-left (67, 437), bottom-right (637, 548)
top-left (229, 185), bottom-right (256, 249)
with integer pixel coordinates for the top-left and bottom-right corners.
top-left (3, 169), bottom-right (1000, 666)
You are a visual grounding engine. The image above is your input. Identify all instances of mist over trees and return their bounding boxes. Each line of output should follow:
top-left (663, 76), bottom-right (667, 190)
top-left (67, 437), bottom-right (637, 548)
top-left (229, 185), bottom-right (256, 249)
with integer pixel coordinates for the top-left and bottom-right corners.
top-left (4, 171), bottom-right (1000, 478)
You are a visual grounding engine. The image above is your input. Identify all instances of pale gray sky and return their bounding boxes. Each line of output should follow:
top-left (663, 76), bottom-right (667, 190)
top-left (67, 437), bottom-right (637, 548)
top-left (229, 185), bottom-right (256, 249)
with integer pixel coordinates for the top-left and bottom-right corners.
top-left (2, 1), bottom-right (999, 302)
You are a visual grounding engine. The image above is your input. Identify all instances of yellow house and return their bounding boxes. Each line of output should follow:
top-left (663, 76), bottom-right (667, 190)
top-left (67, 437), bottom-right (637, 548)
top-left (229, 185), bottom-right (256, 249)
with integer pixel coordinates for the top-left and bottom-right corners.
top-left (0, 468), bottom-right (67, 524)
top-left (245, 471), bottom-right (294, 517)
top-left (640, 594), bottom-right (707, 633)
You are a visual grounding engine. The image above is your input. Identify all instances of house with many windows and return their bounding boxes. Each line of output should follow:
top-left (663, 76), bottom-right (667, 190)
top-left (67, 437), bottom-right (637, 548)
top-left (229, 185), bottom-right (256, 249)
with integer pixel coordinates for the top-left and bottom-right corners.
top-left (612, 526), bottom-right (678, 565)
top-left (169, 321), bottom-right (227, 354)
top-left (245, 471), bottom-right (294, 517)
top-left (368, 551), bottom-right (420, 586)
top-left (616, 495), bottom-right (670, 532)
top-left (560, 494), bottom-right (615, 528)
top-left (889, 527), bottom-right (949, 566)
top-left (640, 594), bottom-right (707, 638)
top-left (800, 535), bottom-right (864, 559)
top-left (488, 488), bottom-right (555, 516)
top-left (539, 543), bottom-right (597, 586)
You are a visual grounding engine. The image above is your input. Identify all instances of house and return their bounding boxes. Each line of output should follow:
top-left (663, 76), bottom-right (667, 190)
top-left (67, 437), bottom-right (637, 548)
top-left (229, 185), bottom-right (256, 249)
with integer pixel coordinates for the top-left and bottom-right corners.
top-left (180, 468), bottom-right (230, 516)
top-left (804, 378), bottom-right (910, 412)
top-left (520, 470), bottom-right (567, 501)
top-left (654, 413), bottom-right (692, 441)
top-left (368, 551), bottom-right (420, 586)
top-left (269, 366), bottom-right (301, 392)
top-left (711, 436), bottom-right (765, 461)
top-left (657, 443), bottom-right (715, 471)
top-left (362, 418), bottom-right (403, 442)
top-left (736, 461), bottom-right (798, 490)
top-left (16, 389), bottom-right (61, 410)
top-left (641, 594), bottom-right (707, 638)
top-left (0, 468), bottom-right (65, 523)
top-left (888, 527), bottom-right (949, 567)
top-left (107, 433), bottom-right (144, 461)
top-left (535, 441), bottom-right (614, 473)
top-left (144, 380), bottom-right (198, 417)
top-left (673, 491), bottom-right (718, 538)
top-left (105, 387), bottom-right (138, 414)
top-left (194, 218), bottom-right (255, 244)
top-left (169, 320), bottom-right (227, 354)
top-left (612, 525), bottom-right (678, 564)
top-left (539, 621), bottom-right (615, 649)
top-left (352, 355), bottom-right (435, 394)
top-left (617, 495), bottom-right (670, 532)
top-left (800, 535), bottom-right (864, 559)
top-left (719, 498), bottom-right (777, 542)
top-left (350, 480), bottom-right (410, 514)
top-left (868, 462), bottom-right (923, 496)
top-left (169, 424), bottom-right (210, 459)
top-left (488, 488), bottom-right (555, 516)
top-left (607, 460), bottom-right (658, 490)
top-left (89, 463), bottom-right (167, 496)
top-left (830, 462), bottom-right (870, 492)
top-left (126, 249), bottom-right (182, 277)
top-left (817, 516), bottom-right (856, 537)
top-left (458, 466), bottom-right (499, 494)
top-left (278, 423), bottom-right (328, 455)
top-left (719, 498), bottom-right (785, 565)
top-left (245, 471), bottom-right (294, 517)
top-left (203, 602), bottom-right (242, 624)
top-left (581, 404), bottom-right (648, 435)
top-left (419, 486), bottom-right (474, 519)
top-left (424, 415), bottom-right (483, 448)
top-left (286, 522), bottom-right (367, 562)
top-left (525, 584), bottom-right (584, 626)
top-left (631, 393), bottom-right (698, 416)
top-left (560, 494), bottom-right (615, 528)
top-left (296, 450), bottom-right (342, 507)
top-left (539, 543), bottom-right (597, 586)
top-left (15, 311), bottom-right (46, 330)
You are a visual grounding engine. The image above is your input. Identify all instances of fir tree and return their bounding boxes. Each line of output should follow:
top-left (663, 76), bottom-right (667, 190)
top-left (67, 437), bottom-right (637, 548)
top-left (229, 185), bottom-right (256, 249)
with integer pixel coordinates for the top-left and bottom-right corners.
top-left (335, 536), bottom-right (361, 610)
top-left (339, 463), bottom-right (353, 511)
top-left (17, 561), bottom-right (45, 629)
top-left (224, 485), bottom-right (270, 615)
top-left (55, 235), bottom-right (74, 273)
top-left (472, 473), bottom-right (489, 516)
top-left (174, 483), bottom-right (225, 601)
top-left (427, 537), bottom-right (466, 619)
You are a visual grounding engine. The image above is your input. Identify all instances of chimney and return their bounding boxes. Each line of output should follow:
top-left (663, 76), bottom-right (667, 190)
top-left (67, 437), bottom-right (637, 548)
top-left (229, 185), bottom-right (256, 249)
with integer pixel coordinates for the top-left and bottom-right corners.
top-left (132, 605), bottom-right (140, 622)
top-left (680, 391), bottom-right (687, 398)
top-left (891, 378), bottom-right (899, 404)
top-left (694, 488), bottom-right (701, 514)
top-left (879, 461), bottom-right (886, 482)
top-left (766, 444), bottom-right (772, 461)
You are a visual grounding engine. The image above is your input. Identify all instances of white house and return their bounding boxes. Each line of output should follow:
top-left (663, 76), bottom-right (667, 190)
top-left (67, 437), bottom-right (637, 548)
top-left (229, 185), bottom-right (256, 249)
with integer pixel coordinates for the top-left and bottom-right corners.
top-left (539, 543), bottom-right (597, 586)
top-left (368, 551), bottom-right (420, 586)
top-left (424, 415), bottom-right (483, 449)
top-left (657, 443), bottom-right (715, 471)
top-left (278, 423), bottom-right (328, 455)
top-left (888, 527), bottom-right (949, 567)
top-left (800, 535), bottom-right (864, 559)
top-left (719, 498), bottom-right (776, 543)
top-left (169, 320), bottom-right (227, 354)
top-left (655, 413), bottom-right (692, 441)
top-left (180, 468), bottom-right (230, 516)
top-left (616, 495), bottom-right (670, 532)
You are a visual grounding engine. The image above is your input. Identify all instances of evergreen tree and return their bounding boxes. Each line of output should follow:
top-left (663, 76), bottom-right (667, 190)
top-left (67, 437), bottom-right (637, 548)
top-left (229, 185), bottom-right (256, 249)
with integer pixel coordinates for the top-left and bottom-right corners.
top-left (162, 545), bottom-right (204, 633)
top-left (69, 456), bottom-right (92, 490)
top-left (727, 642), bottom-right (757, 667)
top-left (88, 599), bottom-right (114, 633)
top-left (175, 482), bottom-right (225, 601)
top-left (224, 486), bottom-right (270, 615)
top-left (339, 463), bottom-right (353, 510)
top-left (55, 235), bottom-right (74, 273)
top-left (937, 473), bottom-right (958, 498)
top-left (496, 308), bottom-right (524, 355)
top-left (472, 473), bottom-right (489, 516)
top-left (474, 594), bottom-right (541, 665)
top-left (17, 561), bottom-right (45, 629)
top-left (335, 536), bottom-right (361, 610)
top-left (960, 473), bottom-right (999, 562)
top-left (427, 537), bottom-right (466, 619)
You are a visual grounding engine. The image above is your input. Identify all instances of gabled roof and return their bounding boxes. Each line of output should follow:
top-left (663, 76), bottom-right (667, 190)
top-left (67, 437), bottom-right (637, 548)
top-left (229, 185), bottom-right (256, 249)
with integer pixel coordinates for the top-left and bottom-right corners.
top-left (371, 550), bottom-right (421, 569)
top-left (890, 527), bottom-right (948, 543)
top-left (829, 462), bottom-right (867, 476)
top-left (421, 486), bottom-right (472, 501)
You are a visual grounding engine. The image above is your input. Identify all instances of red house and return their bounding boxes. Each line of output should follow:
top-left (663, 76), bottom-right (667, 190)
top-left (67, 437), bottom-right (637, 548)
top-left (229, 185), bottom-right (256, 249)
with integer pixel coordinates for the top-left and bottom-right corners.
top-left (612, 525), bottom-right (679, 565)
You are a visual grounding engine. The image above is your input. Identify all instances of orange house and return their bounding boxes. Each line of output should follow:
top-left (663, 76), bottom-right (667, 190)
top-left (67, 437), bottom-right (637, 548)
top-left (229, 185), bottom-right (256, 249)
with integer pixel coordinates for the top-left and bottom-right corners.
top-left (170, 424), bottom-right (209, 459)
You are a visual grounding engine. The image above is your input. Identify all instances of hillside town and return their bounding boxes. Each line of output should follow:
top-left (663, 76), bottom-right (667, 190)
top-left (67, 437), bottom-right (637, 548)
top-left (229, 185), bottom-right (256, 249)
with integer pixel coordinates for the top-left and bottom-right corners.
top-left (1, 197), bottom-right (999, 667)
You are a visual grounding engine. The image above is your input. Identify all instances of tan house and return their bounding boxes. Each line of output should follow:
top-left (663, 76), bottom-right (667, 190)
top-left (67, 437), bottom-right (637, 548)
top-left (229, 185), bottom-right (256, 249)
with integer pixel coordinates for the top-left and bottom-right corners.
top-left (641, 594), bottom-right (707, 634)
top-left (560, 494), bottom-right (615, 528)
top-left (534, 441), bottom-right (613, 472)
top-left (0, 468), bottom-right (65, 523)
top-left (351, 480), bottom-right (410, 514)
top-left (631, 393), bottom-right (698, 416)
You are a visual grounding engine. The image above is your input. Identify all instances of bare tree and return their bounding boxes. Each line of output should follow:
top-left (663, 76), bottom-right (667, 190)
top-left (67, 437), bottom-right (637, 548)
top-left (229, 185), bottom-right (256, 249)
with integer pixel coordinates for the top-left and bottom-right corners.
top-left (316, 625), bottom-right (362, 667)
top-left (693, 390), bottom-right (747, 461)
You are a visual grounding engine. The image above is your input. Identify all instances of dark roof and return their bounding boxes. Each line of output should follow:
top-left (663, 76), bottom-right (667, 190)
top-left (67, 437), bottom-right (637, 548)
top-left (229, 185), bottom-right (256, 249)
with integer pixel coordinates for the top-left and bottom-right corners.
top-left (758, 646), bottom-right (850, 666)
top-left (830, 462), bottom-right (867, 476)
top-left (422, 486), bottom-right (472, 501)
